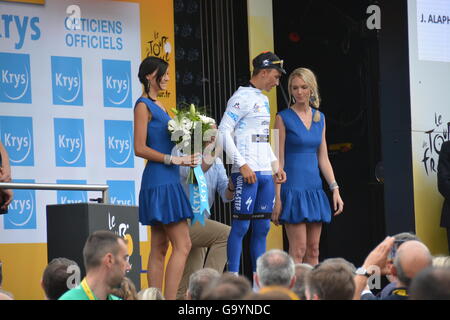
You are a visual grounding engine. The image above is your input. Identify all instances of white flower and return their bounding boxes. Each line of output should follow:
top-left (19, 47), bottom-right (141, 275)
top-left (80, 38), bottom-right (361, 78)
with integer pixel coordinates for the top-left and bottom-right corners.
top-left (168, 119), bottom-right (177, 132)
top-left (182, 132), bottom-right (191, 141)
top-left (182, 118), bottom-right (193, 131)
top-left (199, 115), bottom-right (216, 125)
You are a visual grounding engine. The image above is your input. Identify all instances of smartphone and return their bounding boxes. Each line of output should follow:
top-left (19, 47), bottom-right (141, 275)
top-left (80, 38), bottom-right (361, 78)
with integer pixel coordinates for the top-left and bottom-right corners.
top-left (388, 239), bottom-right (406, 260)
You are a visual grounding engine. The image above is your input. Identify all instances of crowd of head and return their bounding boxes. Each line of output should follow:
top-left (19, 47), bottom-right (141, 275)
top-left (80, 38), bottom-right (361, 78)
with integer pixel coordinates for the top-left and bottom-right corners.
top-left (1, 230), bottom-right (449, 300)
top-left (183, 235), bottom-right (450, 300)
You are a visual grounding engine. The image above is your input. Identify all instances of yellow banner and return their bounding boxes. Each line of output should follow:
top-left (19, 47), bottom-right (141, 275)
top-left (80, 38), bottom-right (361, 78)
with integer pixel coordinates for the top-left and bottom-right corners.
top-left (247, 0), bottom-right (283, 250)
top-left (131, 0), bottom-right (177, 113)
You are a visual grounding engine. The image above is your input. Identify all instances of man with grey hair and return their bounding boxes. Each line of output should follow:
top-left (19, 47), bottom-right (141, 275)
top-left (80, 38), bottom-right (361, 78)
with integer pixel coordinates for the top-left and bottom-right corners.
top-left (292, 263), bottom-right (313, 299)
top-left (355, 238), bottom-right (432, 300)
top-left (254, 249), bottom-right (296, 290)
top-left (186, 268), bottom-right (220, 300)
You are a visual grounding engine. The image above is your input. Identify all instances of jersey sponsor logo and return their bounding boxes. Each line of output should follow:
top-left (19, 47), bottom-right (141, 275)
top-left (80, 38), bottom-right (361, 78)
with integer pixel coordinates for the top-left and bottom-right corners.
top-left (237, 120), bottom-right (247, 130)
top-left (264, 101), bottom-right (270, 114)
top-left (226, 111), bottom-right (239, 122)
top-left (252, 134), bottom-right (269, 143)
top-left (245, 197), bottom-right (253, 211)
top-left (234, 175), bottom-right (244, 211)
top-left (252, 104), bottom-right (263, 113)
top-left (232, 102), bottom-right (240, 109)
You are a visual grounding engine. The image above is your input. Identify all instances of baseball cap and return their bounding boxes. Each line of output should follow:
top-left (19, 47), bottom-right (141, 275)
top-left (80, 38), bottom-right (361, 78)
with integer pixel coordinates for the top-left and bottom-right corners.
top-left (252, 51), bottom-right (286, 74)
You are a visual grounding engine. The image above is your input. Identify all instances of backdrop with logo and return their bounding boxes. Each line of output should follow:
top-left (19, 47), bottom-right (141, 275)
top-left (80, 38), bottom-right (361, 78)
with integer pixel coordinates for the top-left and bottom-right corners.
top-left (0, 0), bottom-right (143, 244)
top-left (0, 0), bottom-right (178, 299)
top-left (408, 0), bottom-right (450, 254)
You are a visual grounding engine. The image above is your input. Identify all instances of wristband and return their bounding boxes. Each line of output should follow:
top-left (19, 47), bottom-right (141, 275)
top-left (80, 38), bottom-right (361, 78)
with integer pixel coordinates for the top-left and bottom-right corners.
top-left (163, 154), bottom-right (172, 165)
top-left (329, 181), bottom-right (339, 191)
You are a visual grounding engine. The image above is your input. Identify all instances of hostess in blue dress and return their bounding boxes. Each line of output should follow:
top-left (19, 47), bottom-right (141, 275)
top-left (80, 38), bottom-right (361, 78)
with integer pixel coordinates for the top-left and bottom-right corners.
top-left (278, 108), bottom-right (331, 224)
top-left (136, 97), bottom-right (193, 226)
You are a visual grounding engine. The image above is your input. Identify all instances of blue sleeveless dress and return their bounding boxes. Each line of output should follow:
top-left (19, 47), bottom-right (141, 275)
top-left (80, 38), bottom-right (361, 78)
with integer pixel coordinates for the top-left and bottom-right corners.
top-left (278, 108), bottom-right (331, 224)
top-left (136, 97), bottom-right (193, 226)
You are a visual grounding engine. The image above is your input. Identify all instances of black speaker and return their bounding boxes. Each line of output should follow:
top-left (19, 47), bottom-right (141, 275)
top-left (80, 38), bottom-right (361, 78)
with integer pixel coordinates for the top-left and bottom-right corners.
top-left (46, 203), bottom-right (141, 290)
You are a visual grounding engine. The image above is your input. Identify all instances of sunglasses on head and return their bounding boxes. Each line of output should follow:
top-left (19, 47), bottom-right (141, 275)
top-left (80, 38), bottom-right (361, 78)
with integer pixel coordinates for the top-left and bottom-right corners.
top-left (262, 59), bottom-right (284, 69)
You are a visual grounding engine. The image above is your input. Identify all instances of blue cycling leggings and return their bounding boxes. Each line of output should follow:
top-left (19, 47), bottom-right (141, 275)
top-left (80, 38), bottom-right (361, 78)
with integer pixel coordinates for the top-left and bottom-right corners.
top-left (227, 171), bottom-right (274, 273)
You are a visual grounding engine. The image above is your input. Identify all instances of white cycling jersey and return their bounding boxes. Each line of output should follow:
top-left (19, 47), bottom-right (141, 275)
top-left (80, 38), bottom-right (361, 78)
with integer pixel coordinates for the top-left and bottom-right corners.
top-left (218, 85), bottom-right (277, 173)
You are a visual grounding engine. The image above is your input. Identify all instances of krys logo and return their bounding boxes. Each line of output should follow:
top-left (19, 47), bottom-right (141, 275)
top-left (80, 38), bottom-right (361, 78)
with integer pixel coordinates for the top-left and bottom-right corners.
top-left (51, 56), bottom-right (83, 106)
top-left (0, 53), bottom-right (31, 103)
top-left (0, 116), bottom-right (34, 166)
top-left (56, 180), bottom-right (88, 204)
top-left (4, 179), bottom-right (36, 230)
top-left (102, 59), bottom-right (131, 108)
top-left (104, 120), bottom-right (134, 168)
top-left (107, 180), bottom-right (135, 206)
top-left (54, 118), bottom-right (86, 167)
top-left (108, 212), bottom-right (134, 259)
top-left (0, 14), bottom-right (41, 50)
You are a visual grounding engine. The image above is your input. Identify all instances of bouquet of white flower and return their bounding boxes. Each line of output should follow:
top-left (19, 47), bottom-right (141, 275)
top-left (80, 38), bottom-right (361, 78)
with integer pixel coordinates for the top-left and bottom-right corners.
top-left (168, 103), bottom-right (216, 183)
top-left (168, 103), bottom-right (216, 226)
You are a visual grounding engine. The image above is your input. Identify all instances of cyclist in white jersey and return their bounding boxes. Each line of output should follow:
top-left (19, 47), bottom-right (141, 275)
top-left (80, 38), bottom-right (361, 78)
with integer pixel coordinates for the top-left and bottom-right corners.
top-left (218, 51), bottom-right (287, 280)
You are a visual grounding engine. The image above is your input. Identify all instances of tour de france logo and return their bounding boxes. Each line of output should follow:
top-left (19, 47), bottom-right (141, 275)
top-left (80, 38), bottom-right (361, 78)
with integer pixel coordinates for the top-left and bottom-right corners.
top-left (421, 113), bottom-right (450, 175)
top-left (146, 31), bottom-right (171, 62)
top-left (146, 31), bottom-right (172, 100)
